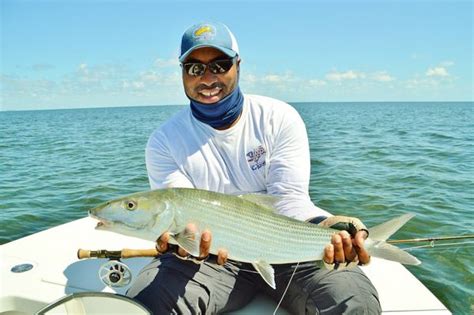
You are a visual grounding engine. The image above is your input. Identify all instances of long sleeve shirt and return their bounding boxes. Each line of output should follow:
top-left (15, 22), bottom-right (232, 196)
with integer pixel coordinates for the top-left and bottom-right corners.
top-left (146, 94), bottom-right (330, 221)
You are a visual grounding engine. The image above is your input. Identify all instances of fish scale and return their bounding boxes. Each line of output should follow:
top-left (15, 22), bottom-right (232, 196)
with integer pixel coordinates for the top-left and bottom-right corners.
top-left (169, 188), bottom-right (335, 263)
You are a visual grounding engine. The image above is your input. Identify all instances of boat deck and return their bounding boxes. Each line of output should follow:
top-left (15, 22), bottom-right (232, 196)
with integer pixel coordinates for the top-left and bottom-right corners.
top-left (0, 217), bottom-right (450, 314)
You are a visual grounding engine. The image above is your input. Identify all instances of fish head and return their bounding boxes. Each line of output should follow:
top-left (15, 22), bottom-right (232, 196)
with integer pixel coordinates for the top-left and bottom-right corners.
top-left (89, 190), bottom-right (173, 239)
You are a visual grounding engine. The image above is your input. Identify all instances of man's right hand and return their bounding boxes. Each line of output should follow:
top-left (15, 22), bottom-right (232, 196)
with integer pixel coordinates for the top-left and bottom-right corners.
top-left (156, 223), bottom-right (229, 265)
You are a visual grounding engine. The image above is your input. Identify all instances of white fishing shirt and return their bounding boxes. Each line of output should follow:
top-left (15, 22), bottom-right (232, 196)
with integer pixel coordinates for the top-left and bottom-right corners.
top-left (146, 94), bottom-right (330, 221)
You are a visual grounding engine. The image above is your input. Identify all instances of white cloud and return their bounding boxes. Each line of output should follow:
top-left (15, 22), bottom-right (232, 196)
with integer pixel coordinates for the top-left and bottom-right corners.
top-left (140, 71), bottom-right (161, 82)
top-left (1, 75), bottom-right (58, 100)
top-left (323, 70), bottom-right (394, 83)
top-left (241, 72), bottom-right (296, 86)
top-left (405, 76), bottom-right (452, 89)
top-left (3, 57), bottom-right (466, 110)
top-left (309, 79), bottom-right (327, 87)
top-left (78, 63), bottom-right (88, 72)
top-left (406, 78), bottom-right (425, 89)
top-left (263, 74), bottom-right (284, 83)
top-left (1, 58), bottom-right (186, 109)
top-left (371, 71), bottom-right (395, 82)
top-left (325, 70), bottom-right (365, 81)
top-left (132, 81), bottom-right (145, 89)
top-left (426, 66), bottom-right (449, 77)
top-left (241, 69), bottom-right (397, 99)
top-left (425, 61), bottom-right (454, 77)
top-left (241, 73), bottom-right (258, 84)
top-left (154, 58), bottom-right (178, 68)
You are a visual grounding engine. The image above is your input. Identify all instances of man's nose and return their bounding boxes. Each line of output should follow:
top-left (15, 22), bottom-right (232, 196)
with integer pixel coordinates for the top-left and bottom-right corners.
top-left (200, 67), bottom-right (217, 82)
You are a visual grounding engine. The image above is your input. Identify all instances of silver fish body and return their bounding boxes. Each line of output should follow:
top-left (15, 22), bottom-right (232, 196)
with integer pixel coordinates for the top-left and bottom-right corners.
top-left (90, 188), bottom-right (420, 288)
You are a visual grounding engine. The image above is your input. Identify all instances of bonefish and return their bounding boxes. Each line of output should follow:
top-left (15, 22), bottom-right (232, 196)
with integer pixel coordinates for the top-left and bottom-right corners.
top-left (89, 188), bottom-right (420, 288)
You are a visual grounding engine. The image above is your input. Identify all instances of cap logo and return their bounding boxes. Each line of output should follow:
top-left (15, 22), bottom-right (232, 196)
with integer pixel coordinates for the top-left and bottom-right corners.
top-left (193, 25), bottom-right (216, 40)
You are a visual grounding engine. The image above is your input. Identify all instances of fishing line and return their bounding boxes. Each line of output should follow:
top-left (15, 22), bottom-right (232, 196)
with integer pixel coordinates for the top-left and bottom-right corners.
top-left (225, 260), bottom-right (301, 314)
top-left (273, 262), bottom-right (300, 315)
top-left (402, 241), bottom-right (474, 251)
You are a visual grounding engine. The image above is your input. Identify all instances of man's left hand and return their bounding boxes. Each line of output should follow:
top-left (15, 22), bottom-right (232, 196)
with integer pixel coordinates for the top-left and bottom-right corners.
top-left (319, 216), bottom-right (371, 268)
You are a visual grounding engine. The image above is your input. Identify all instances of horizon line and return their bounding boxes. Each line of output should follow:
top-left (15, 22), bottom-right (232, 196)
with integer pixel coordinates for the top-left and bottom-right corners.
top-left (1, 100), bottom-right (473, 113)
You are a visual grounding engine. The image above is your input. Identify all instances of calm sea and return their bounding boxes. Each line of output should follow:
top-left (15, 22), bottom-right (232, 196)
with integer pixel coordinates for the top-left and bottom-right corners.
top-left (1, 102), bottom-right (473, 313)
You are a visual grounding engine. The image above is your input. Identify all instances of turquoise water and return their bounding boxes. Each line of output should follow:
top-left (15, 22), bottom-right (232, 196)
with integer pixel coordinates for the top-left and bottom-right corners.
top-left (1, 102), bottom-right (473, 313)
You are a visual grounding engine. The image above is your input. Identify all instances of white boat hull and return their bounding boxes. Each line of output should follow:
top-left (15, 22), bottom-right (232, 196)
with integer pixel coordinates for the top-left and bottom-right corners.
top-left (0, 217), bottom-right (451, 314)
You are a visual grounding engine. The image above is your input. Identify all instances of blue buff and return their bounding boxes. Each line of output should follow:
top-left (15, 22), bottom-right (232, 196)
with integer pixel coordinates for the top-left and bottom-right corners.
top-left (190, 87), bottom-right (244, 129)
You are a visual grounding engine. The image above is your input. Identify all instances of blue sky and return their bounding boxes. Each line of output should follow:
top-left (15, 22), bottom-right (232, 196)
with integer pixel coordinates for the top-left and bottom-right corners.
top-left (1, 0), bottom-right (473, 110)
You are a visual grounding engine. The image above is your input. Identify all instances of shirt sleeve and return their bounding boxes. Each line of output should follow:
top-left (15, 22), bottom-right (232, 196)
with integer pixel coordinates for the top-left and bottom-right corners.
top-left (145, 130), bottom-right (194, 189)
top-left (266, 106), bottom-right (331, 221)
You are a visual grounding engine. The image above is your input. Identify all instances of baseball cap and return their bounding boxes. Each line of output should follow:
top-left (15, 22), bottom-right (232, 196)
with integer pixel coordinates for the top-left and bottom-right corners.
top-left (179, 22), bottom-right (239, 62)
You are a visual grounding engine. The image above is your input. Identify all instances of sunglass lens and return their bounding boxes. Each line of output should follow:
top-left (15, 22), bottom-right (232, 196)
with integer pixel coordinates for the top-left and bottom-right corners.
top-left (185, 63), bottom-right (206, 76)
top-left (209, 59), bottom-right (234, 74)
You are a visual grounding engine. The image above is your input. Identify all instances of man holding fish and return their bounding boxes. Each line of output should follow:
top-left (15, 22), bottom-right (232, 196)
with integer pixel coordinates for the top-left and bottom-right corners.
top-left (127, 22), bottom-right (381, 314)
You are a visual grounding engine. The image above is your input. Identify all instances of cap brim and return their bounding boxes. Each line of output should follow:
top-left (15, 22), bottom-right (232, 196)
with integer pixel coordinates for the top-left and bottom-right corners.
top-left (179, 45), bottom-right (237, 62)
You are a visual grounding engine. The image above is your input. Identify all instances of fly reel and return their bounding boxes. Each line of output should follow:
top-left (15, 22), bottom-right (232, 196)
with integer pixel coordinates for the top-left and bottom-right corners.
top-left (98, 260), bottom-right (132, 288)
top-left (77, 248), bottom-right (158, 288)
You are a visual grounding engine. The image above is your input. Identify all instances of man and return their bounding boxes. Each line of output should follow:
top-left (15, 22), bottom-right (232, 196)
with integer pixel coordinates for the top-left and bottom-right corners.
top-left (127, 22), bottom-right (381, 314)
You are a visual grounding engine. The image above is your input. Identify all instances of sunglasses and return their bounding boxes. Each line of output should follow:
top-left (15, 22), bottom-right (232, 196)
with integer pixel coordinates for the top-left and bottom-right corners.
top-left (181, 57), bottom-right (237, 76)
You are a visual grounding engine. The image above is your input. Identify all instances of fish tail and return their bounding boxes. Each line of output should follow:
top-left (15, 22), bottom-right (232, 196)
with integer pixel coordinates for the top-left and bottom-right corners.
top-left (367, 214), bottom-right (421, 265)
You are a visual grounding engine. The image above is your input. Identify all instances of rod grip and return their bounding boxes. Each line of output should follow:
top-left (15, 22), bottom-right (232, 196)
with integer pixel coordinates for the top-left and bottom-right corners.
top-left (77, 248), bottom-right (159, 259)
top-left (77, 248), bottom-right (92, 259)
top-left (121, 248), bottom-right (159, 258)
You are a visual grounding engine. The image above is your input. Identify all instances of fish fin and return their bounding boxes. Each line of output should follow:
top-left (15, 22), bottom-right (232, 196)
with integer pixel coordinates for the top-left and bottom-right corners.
top-left (252, 260), bottom-right (276, 289)
top-left (367, 214), bottom-right (421, 265)
top-left (368, 240), bottom-right (421, 265)
top-left (369, 213), bottom-right (415, 241)
top-left (169, 230), bottom-right (201, 257)
top-left (238, 194), bottom-right (280, 212)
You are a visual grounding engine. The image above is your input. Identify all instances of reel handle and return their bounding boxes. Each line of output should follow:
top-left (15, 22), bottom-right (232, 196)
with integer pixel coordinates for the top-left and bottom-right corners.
top-left (77, 248), bottom-right (159, 260)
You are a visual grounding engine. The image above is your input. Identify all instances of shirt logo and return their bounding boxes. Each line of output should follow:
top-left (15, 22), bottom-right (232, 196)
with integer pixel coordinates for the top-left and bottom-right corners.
top-left (246, 145), bottom-right (266, 171)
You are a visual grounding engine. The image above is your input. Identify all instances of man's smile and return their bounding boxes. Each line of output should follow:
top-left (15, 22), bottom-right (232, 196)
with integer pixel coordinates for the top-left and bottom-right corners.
top-left (199, 86), bottom-right (222, 97)
top-left (194, 82), bottom-right (226, 103)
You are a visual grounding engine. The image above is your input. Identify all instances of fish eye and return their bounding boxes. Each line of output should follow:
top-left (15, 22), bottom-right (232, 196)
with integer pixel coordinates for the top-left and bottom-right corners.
top-left (124, 200), bottom-right (137, 211)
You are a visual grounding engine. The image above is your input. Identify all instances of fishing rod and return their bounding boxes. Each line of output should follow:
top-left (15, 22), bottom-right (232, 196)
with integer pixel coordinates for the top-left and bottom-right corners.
top-left (77, 234), bottom-right (474, 288)
top-left (77, 234), bottom-right (474, 260)
top-left (387, 234), bottom-right (474, 244)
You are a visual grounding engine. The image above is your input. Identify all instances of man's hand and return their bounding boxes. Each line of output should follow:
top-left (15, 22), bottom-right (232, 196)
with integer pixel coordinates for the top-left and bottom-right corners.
top-left (319, 216), bottom-right (371, 268)
top-left (156, 223), bottom-right (228, 265)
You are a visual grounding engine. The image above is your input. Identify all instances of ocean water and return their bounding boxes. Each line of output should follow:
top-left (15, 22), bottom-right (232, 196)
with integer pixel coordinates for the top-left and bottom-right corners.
top-left (1, 102), bottom-right (473, 313)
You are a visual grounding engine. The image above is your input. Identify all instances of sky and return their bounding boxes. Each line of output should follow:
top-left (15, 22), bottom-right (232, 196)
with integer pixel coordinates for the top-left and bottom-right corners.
top-left (1, 0), bottom-right (473, 111)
